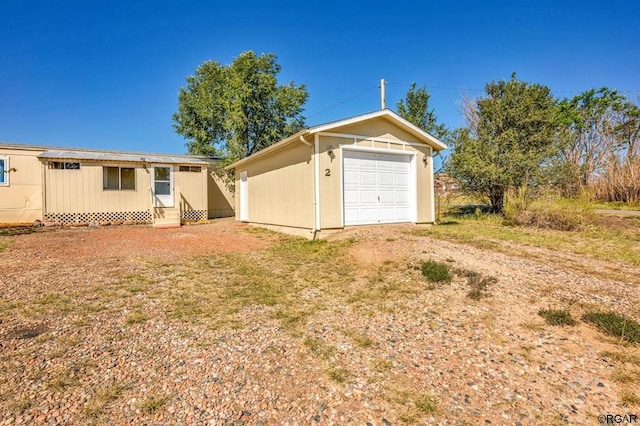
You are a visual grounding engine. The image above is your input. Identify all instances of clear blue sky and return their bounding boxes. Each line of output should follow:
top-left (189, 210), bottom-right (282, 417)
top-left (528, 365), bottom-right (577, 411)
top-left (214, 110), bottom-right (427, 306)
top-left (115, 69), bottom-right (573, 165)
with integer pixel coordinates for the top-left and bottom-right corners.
top-left (1, 0), bottom-right (638, 155)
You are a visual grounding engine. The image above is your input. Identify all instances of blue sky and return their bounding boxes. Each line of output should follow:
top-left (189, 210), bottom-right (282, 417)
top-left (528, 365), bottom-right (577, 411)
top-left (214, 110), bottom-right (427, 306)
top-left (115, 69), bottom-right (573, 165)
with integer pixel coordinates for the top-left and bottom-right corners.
top-left (1, 0), bottom-right (638, 155)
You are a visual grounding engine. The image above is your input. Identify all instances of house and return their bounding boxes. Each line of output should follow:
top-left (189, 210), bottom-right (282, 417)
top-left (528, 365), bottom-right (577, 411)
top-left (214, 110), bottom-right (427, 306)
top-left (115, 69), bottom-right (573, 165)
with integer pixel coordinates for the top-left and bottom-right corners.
top-left (225, 109), bottom-right (446, 238)
top-left (0, 143), bottom-right (234, 227)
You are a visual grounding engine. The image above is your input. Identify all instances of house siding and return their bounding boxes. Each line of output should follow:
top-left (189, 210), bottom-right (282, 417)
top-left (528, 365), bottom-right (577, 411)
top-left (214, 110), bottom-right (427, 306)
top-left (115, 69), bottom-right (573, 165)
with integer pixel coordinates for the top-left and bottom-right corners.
top-left (175, 167), bottom-right (208, 219)
top-left (44, 162), bottom-right (151, 215)
top-left (0, 148), bottom-right (44, 223)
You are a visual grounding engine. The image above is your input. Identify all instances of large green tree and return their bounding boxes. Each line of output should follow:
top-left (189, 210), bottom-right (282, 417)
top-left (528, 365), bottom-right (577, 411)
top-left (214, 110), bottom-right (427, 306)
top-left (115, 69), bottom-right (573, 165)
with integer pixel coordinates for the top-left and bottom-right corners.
top-left (554, 88), bottom-right (640, 196)
top-left (396, 82), bottom-right (448, 140)
top-left (173, 51), bottom-right (308, 162)
top-left (447, 74), bottom-right (559, 213)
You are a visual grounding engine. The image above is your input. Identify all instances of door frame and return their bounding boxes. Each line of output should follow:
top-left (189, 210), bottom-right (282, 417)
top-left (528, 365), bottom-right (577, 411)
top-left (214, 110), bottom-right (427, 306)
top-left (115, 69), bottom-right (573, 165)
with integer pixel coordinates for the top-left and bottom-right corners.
top-left (239, 171), bottom-right (248, 222)
top-left (151, 164), bottom-right (174, 208)
top-left (340, 146), bottom-right (417, 227)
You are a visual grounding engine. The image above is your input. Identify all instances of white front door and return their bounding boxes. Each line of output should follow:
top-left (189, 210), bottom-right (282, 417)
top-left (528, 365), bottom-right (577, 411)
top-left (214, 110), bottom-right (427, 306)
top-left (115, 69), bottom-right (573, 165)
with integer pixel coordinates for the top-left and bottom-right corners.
top-left (152, 165), bottom-right (173, 207)
top-left (239, 171), bottom-right (248, 221)
top-left (343, 150), bottom-right (413, 226)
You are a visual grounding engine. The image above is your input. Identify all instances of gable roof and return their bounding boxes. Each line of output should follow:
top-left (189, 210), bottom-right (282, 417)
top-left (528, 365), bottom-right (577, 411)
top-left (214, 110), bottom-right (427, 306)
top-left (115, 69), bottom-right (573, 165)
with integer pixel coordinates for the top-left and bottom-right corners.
top-left (225, 109), bottom-right (447, 170)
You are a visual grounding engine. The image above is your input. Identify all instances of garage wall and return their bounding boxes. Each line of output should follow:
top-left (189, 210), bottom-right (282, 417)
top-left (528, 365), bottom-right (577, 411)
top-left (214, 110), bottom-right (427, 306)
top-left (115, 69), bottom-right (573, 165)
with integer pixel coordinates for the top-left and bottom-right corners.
top-left (235, 142), bottom-right (314, 229)
top-left (331, 118), bottom-right (419, 143)
top-left (0, 148), bottom-right (44, 223)
top-left (317, 132), bottom-right (435, 228)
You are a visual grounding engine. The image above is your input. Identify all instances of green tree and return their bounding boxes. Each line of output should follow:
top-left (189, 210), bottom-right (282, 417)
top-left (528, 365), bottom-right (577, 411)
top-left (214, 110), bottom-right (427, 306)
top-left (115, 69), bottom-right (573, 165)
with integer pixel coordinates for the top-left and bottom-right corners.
top-left (173, 51), bottom-right (308, 162)
top-left (396, 82), bottom-right (448, 140)
top-left (447, 74), bottom-right (559, 213)
top-left (554, 88), bottom-right (640, 196)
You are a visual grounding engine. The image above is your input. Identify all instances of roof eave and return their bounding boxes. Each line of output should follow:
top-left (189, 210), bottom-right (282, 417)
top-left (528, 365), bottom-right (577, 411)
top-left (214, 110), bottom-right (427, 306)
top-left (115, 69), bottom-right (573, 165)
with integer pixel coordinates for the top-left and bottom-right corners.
top-left (224, 129), bottom-right (312, 171)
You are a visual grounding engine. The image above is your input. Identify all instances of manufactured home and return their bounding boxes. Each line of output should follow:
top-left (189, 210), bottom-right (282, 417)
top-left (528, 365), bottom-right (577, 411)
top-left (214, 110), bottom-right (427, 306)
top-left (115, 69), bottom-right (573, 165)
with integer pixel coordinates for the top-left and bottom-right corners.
top-left (0, 143), bottom-right (234, 227)
top-left (225, 109), bottom-right (446, 238)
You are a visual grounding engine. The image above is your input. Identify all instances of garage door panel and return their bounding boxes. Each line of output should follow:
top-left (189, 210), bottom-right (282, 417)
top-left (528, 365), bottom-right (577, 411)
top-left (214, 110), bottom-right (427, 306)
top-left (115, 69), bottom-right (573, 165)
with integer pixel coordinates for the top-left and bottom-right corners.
top-left (361, 190), bottom-right (378, 204)
top-left (394, 173), bottom-right (409, 186)
top-left (360, 208), bottom-right (378, 222)
top-left (343, 156), bottom-right (360, 168)
top-left (344, 208), bottom-right (360, 223)
top-left (378, 171), bottom-right (394, 186)
top-left (395, 207), bottom-right (411, 221)
top-left (343, 150), bottom-right (413, 226)
top-left (394, 159), bottom-right (410, 170)
top-left (344, 189), bottom-right (360, 204)
top-left (361, 171), bottom-right (377, 185)
top-left (344, 171), bottom-right (359, 185)
top-left (378, 190), bottom-right (395, 203)
top-left (378, 207), bottom-right (396, 222)
top-left (395, 189), bottom-right (410, 203)
top-left (360, 157), bottom-right (377, 168)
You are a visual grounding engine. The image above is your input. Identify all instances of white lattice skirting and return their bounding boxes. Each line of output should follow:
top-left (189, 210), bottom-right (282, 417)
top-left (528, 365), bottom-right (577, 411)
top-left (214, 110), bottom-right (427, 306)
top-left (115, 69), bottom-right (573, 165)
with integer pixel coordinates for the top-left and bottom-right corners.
top-left (181, 210), bottom-right (207, 221)
top-left (44, 211), bottom-right (153, 224)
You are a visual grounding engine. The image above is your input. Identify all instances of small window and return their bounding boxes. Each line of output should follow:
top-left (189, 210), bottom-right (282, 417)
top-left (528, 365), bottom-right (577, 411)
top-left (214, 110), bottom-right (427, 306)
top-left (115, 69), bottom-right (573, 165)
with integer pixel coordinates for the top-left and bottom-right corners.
top-left (179, 165), bottom-right (202, 172)
top-left (49, 161), bottom-right (80, 170)
top-left (0, 157), bottom-right (8, 186)
top-left (103, 166), bottom-right (136, 190)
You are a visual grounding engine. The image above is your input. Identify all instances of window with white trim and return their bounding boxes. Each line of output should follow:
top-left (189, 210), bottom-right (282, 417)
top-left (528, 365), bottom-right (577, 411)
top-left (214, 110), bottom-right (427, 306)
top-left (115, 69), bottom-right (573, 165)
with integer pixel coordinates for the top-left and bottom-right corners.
top-left (103, 166), bottom-right (136, 190)
top-left (179, 165), bottom-right (202, 172)
top-left (0, 157), bottom-right (9, 186)
top-left (49, 161), bottom-right (80, 170)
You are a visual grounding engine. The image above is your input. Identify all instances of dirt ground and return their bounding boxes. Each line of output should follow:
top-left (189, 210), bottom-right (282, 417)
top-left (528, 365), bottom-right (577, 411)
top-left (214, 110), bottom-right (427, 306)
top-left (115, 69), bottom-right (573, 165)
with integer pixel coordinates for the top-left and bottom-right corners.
top-left (1, 218), bottom-right (639, 425)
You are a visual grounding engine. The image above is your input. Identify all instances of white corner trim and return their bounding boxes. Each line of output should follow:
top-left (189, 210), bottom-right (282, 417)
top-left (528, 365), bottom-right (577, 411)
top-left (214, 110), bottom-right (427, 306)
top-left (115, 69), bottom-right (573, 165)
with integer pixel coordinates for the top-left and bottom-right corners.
top-left (314, 134), bottom-right (321, 230)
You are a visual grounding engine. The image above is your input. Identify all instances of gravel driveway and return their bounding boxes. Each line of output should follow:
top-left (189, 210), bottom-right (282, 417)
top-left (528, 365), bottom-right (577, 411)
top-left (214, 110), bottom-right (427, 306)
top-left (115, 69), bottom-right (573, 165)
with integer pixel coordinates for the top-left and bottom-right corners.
top-left (1, 219), bottom-right (638, 425)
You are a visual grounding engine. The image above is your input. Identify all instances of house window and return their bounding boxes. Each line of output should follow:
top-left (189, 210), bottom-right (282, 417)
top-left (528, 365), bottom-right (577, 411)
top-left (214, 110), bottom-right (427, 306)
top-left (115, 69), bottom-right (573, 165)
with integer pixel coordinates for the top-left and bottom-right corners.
top-left (49, 161), bottom-right (80, 170)
top-left (179, 165), bottom-right (202, 172)
top-left (103, 166), bottom-right (136, 190)
top-left (0, 157), bottom-right (8, 186)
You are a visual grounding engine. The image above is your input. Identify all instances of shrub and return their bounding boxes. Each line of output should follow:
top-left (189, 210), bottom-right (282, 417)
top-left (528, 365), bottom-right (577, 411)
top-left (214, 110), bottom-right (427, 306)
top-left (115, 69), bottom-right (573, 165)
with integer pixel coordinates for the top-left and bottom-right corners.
top-left (582, 311), bottom-right (640, 344)
top-left (466, 273), bottom-right (497, 300)
top-left (504, 195), bottom-right (595, 231)
top-left (538, 308), bottom-right (577, 326)
top-left (421, 260), bottom-right (451, 284)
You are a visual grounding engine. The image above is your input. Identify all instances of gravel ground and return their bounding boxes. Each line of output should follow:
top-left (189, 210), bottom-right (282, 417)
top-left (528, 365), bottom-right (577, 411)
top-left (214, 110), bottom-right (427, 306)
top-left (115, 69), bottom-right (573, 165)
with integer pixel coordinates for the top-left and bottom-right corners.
top-left (1, 219), bottom-right (638, 425)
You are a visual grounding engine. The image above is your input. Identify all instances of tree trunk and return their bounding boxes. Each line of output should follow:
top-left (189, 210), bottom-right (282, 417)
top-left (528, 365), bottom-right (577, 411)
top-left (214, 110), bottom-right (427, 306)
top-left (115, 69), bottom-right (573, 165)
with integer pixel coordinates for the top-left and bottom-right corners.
top-left (488, 187), bottom-right (505, 214)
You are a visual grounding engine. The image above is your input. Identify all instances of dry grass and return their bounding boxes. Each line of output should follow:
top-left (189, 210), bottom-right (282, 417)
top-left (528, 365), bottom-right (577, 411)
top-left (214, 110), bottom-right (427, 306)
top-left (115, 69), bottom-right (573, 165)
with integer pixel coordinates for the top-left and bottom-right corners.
top-left (139, 394), bottom-right (168, 415)
top-left (84, 382), bottom-right (124, 417)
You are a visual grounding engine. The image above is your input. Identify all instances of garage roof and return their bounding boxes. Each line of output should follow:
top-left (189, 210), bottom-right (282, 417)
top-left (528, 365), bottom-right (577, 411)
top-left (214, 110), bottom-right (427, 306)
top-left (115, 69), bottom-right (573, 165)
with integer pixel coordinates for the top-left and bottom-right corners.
top-left (226, 109), bottom-right (447, 170)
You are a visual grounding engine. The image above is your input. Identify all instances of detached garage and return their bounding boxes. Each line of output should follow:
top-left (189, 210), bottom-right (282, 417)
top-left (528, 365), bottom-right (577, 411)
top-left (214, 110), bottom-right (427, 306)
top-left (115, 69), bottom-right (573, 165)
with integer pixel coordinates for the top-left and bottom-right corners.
top-left (225, 109), bottom-right (446, 238)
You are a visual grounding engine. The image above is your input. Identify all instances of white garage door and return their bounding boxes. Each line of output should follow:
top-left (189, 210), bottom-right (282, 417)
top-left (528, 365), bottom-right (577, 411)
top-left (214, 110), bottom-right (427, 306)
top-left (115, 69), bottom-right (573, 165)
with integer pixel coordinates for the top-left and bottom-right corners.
top-left (343, 150), bottom-right (412, 226)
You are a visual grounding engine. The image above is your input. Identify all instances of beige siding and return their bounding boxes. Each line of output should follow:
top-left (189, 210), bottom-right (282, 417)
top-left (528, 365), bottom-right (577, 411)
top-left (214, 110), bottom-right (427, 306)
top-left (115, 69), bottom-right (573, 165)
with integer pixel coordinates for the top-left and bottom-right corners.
top-left (414, 144), bottom-right (434, 223)
top-left (175, 168), bottom-right (207, 213)
top-left (207, 166), bottom-right (235, 218)
top-left (332, 118), bottom-right (419, 142)
top-left (45, 163), bottom-right (151, 213)
top-left (317, 132), bottom-right (435, 229)
top-left (0, 148), bottom-right (44, 223)
top-left (229, 114), bottom-right (438, 234)
top-left (235, 143), bottom-right (314, 229)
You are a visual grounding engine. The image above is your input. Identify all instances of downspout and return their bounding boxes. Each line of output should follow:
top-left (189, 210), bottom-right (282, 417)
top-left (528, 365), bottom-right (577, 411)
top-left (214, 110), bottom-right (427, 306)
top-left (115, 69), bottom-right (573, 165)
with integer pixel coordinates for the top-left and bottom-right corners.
top-left (300, 134), bottom-right (319, 240)
top-left (313, 134), bottom-right (321, 239)
top-left (41, 160), bottom-right (47, 222)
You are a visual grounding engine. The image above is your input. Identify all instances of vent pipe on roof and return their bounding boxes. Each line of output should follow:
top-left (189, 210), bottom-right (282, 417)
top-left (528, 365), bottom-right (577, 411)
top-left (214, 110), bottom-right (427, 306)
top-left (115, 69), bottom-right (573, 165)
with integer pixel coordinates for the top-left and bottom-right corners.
top-left (380, 79), bottom-right (386, 109)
